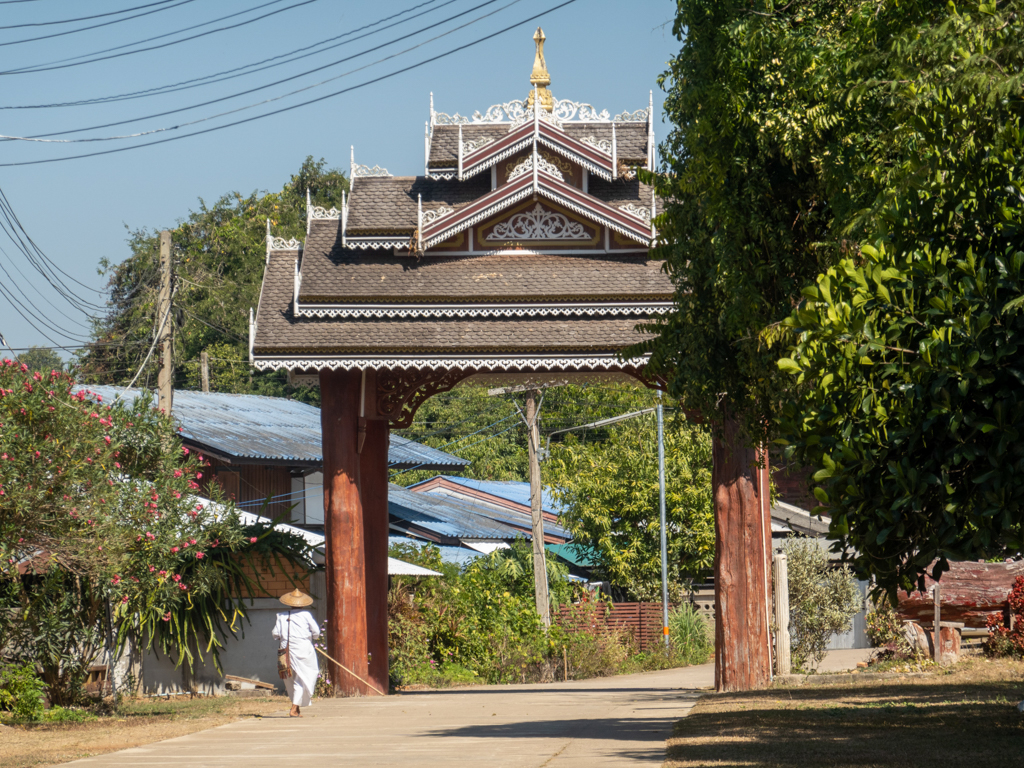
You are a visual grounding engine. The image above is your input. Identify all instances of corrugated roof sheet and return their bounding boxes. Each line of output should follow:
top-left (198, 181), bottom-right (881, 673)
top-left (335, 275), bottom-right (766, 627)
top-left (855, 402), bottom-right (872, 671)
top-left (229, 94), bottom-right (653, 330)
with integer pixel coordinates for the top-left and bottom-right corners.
top-left (388, 483), bottom-right (569, 543)
top-left (416, 475), bottom-right (565, 515)
top-left (388, 535), bottom-right (481, 567)
top-left (75, 386), bottom-right (468, 471)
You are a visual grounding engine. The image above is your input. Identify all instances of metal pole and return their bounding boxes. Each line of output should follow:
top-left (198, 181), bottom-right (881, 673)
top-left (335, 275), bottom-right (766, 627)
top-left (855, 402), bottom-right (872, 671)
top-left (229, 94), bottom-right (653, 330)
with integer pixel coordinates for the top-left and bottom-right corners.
top-left (657, 390), bottom-right (669, 648)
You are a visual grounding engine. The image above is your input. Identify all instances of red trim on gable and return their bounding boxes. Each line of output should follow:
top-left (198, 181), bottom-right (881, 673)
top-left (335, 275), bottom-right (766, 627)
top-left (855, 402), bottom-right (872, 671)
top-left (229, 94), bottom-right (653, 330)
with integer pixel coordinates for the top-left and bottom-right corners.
top-left (409, 476), bottom-right (563, 529)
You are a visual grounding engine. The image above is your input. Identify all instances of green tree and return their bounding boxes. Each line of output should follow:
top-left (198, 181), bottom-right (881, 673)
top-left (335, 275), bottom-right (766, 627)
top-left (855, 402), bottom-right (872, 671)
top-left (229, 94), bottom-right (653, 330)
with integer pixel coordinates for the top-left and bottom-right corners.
top-left (545, 414), bottom-right (714, 601)
top-left (17, 347), bottom-right (63, 374)
top-left (79, 156), bottom-right (347, 405)
top-left (774, 0), bottom-right (1024, 593)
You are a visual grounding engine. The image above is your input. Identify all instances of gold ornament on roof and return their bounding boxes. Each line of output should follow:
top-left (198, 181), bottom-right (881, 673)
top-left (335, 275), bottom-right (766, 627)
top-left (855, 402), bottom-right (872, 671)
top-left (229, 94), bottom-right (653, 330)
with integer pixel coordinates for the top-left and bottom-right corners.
top-left (526, 27), bottom-right (554, 112)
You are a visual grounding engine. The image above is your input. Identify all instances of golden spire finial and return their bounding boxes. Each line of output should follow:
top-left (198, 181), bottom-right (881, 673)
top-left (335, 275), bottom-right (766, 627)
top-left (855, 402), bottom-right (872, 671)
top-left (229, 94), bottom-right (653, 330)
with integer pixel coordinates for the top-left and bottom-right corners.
top-left (526, 27), bottom-right (553, 112)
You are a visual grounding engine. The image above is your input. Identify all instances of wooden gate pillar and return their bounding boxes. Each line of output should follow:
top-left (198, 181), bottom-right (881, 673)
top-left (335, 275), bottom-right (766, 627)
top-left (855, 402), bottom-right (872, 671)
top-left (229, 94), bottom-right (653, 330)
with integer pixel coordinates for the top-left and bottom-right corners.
top-left (320, 368), bottom-right (387, 696)
top-left (712, 417), bottom-right (773, 691)
top-left (359, 404), bottom-right (390, 696)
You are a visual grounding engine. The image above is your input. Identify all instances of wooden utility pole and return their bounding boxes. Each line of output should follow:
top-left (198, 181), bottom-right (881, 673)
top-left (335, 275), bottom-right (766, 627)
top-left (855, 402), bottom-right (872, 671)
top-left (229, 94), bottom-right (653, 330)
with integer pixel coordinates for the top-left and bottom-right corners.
top-left (157, 231), bottom-right (174, 414)
top-left (772, 551), bottom-right (791, 675)
top-left (525, 389), bottom-right (551, 627)
top-left (200, 350), bottom-right (210, 393)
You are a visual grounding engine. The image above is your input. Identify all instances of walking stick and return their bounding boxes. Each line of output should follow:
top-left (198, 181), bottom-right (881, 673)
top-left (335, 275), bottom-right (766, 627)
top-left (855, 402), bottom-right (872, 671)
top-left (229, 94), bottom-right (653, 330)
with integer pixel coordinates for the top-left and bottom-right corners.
top-left (315, 646), bottom-right (386, 696)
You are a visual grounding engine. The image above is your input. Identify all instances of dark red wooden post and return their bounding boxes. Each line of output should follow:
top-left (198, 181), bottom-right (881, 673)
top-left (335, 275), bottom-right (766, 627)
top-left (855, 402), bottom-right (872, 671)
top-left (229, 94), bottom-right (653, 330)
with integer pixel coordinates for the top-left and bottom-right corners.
top-left (712, 417), bottom-right (773, 691)
top-left (360, 410), bottom-right (390, 696)
top-left (319, 368), bottom-right (370, 696)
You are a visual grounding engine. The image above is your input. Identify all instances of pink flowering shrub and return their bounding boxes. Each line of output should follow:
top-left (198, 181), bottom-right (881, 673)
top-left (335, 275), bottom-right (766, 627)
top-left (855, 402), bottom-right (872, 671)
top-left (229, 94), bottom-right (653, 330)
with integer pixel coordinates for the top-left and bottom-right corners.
top-left (0, 361), bottom-right (318, 699)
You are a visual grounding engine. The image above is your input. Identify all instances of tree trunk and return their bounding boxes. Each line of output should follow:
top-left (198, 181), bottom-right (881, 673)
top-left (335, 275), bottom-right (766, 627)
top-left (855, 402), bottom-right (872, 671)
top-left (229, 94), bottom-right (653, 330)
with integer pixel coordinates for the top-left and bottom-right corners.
top-left (713, 416), bottom-right (773, 691)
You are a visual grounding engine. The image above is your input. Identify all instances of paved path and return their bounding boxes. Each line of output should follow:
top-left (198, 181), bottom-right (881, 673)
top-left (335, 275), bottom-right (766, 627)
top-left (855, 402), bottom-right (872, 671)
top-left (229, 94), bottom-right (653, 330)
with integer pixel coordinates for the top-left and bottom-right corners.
top-left (69, 664), bottom-right (714, 768)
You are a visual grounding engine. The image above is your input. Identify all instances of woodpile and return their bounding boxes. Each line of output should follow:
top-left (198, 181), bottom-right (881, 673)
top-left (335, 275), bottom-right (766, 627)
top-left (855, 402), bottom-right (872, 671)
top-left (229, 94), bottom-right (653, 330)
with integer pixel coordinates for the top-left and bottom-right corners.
top-left (897, 560), bottom-right (1024, 628)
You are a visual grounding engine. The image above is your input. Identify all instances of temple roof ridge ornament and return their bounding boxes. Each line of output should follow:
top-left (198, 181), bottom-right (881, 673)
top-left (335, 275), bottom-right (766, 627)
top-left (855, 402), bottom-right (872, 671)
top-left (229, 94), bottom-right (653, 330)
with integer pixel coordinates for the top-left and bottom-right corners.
top-left (265, 218), bottom-right (302, 254)
top-left (526, 27), bottom-right (553, 112)
top-left (350, 145), bottom-right (391, 185)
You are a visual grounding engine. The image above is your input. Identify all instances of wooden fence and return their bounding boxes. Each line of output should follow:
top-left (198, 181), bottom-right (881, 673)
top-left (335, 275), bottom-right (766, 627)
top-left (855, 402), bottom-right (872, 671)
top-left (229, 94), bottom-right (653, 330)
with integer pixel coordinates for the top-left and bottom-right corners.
top-left (554, 601), bottom-right (667, 652)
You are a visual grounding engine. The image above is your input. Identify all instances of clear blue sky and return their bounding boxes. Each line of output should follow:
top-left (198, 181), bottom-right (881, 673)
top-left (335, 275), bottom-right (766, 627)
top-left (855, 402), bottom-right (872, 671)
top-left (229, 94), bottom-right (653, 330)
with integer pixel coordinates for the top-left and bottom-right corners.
top-left (0, 0), bottom-right (680, 355)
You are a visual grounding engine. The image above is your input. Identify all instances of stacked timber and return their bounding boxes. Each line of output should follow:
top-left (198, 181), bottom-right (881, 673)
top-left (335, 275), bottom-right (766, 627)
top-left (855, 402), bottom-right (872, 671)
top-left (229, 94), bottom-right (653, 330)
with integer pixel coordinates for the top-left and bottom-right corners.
top-left (897, 560), bottom-right (1024, 628)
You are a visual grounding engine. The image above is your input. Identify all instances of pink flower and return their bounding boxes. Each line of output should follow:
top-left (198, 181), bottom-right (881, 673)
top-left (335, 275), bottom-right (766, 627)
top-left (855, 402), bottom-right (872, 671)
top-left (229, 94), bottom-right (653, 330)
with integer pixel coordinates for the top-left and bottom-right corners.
top-left (121, 595), bottom-right (129, 603)
top-left (171, 546), bottom-right (179, 553)
top-left (149, 566), bottom-right (156, 572)
top-left (195, 472), bottom-right (202, 480)
top-left (162, 612), bottom-right (171, 621)
top-left (250, 537), bottom-right (258, 543)
top-left (158, 570), bottom-right (167, 577)
top-left (173, 470), bottom-right (183, 478)
top-left (196, 552), bottom-right (204, 559)
top-left (182, 447), bottom-right (189, 455)
top-left (173, 574), bottom-right (181, 582)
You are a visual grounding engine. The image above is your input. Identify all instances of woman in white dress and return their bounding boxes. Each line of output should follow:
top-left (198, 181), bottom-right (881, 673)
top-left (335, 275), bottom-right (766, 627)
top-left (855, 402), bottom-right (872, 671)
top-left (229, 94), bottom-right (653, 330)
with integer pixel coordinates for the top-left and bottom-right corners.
top-left (272, 589), bottom-right (320, 717)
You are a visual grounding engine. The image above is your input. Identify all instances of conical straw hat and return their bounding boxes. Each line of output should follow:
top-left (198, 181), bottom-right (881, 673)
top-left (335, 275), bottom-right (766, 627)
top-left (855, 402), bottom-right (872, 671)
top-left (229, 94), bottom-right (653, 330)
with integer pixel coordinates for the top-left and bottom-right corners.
top-left (279, 588), bottom-right (313, 608)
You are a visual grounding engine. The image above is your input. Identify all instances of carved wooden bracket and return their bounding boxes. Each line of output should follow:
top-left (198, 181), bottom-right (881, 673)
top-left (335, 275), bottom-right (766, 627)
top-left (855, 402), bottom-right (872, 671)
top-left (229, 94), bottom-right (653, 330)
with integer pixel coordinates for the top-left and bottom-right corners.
top-left (375, 367), bottom-right (475, 428)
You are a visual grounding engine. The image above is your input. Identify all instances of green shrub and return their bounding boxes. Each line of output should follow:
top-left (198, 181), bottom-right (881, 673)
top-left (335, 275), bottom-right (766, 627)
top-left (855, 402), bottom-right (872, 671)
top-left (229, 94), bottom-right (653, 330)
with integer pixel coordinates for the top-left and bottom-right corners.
top-left (668, 603), bottom-right (714, 665)
top-left (865, 600), bottom-right (914, 660)
top-left (43, 706), bottom-right (97, 724)
top-left (784, 539), bottom-right (863, 671)
top-left (0, 661), bottom-right (46, 722)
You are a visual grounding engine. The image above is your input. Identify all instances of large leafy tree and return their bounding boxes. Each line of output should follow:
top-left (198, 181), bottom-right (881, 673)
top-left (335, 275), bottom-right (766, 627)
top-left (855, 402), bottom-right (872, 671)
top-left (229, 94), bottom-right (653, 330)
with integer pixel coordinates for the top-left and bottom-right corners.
top-left (78, 156), bottom-right (348, 403)
top-left (777, 0), bottom-right (1024, 593)
top-left (545, 413), bottom-right (714, 601)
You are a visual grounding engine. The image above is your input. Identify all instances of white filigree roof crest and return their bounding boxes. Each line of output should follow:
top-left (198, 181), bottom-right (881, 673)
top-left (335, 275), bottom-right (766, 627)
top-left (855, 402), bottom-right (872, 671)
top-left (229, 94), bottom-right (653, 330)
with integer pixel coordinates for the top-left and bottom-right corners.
top-left (579, 135), bottom-right (612, 154)
top-left (486, 203), bottom-right (588, 241)
top-left (268, 236), bottom-right (302, 251)
top-left (506, 154), bottom-right (564, 182)
top-left (309, 205), bottom-right (341, 220)
top-left (352, 163), bottom-right (391, 178)
top-left (463, 136), bottom-right (495, 154)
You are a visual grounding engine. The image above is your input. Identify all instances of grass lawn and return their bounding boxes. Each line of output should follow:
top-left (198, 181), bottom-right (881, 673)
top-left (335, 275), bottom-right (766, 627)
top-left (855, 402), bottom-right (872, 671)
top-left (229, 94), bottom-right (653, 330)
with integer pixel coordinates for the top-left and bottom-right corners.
top-left (0, 694), bottom-right (289, 768)
top-left (666, 655), bottom-right (1024, 768)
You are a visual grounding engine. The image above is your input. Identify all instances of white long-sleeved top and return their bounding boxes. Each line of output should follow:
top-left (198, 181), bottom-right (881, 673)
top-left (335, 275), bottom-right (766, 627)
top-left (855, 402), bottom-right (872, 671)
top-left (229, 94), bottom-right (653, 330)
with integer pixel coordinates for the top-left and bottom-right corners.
top-left (272, 609), bottom-right (320, 651)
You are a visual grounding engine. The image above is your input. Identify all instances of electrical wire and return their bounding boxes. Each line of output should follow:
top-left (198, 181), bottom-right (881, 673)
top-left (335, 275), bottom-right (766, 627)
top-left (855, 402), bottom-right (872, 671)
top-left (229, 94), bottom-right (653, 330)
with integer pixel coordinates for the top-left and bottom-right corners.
top-left (0, 0), bottom-right (577, 165)
top-left (0, 0), bottom-right (182, 29)
top-left (0, 0), bottom-right (200, 48)
top-left (14, 0), bottom-right (512, 142)
top-left (3, 0), bottom-right (316, 69)
top-left (3, 0), bottom-right (448, 107)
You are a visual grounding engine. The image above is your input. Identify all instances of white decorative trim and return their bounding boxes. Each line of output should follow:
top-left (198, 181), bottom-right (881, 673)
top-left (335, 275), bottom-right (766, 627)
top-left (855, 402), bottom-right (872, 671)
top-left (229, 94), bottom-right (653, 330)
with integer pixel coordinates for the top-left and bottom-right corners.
top-left (552, 100), bottom-right (611, 122)
top-left (471, 100), bottom-right (528, 123)
top-left (613, 108), bottom-right (650, 122)
top-left (253, 354), bottom-right (651, 374)
top-left (487, 203), bottom-right (587, 241)
top-left (344, 237), bottom-right (409, 250)
top-left (421, 205), bottom-right (454, 225)
top-left (423, 185), bottom-right (533, 249)
top-left (352, 163), bottom-right (391, 178)
top-left (433, 112), bottom-right (472, 125)
top-left (309, 205), bottom-right (341, 220)
top-left (538, 136), bottom-right (612, 181)
top-left (579, 135), bottom-right (612, 154)
top-left (619, 204), bottom-right (651, 224)
top-left (295, 303), bottom-right (673, 319)
top-left (510, 106), bottom-right (562, 131)
top-left (460, 137), bottom-right (533, 179)
top-left (269, 236), bottom-right (303, 251)
top-left (463, 136), bottom-right (495, 154)
top-left (538, 187), bottom-right (651, 246)
top-left (426, 170), bottom-right (457, 180)
top-left (506, 154), bottom-right (564, 182)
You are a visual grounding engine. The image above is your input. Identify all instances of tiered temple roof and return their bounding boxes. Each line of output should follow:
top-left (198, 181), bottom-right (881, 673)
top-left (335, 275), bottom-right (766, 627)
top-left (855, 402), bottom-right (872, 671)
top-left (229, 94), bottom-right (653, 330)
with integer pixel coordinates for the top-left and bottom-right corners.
top-left (251, 29), bottom-right (672, 380)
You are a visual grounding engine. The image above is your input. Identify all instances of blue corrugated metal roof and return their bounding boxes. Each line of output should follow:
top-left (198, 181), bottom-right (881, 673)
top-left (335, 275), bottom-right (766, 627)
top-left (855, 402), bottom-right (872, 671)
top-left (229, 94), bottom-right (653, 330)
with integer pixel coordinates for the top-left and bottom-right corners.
top-left (414, 475), bottom-right (565, 515)
top-left (388, 483), bottom-right (569, 543)
top-left (75, 386), bottom-right (468, 471)
top-left (388, 536), bottom-right (481, 567)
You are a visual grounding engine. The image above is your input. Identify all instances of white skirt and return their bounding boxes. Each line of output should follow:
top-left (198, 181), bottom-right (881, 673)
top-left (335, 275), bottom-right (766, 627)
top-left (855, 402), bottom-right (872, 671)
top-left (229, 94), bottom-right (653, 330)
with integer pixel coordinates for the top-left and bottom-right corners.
top-left (283, 640), bottom-right (319, 707)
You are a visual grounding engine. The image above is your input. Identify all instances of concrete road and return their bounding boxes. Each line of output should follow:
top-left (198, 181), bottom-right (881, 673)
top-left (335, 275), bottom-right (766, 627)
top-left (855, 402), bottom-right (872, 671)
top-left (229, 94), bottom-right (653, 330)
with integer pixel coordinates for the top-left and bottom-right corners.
top-left (68, 664), bottom-right (714, 768)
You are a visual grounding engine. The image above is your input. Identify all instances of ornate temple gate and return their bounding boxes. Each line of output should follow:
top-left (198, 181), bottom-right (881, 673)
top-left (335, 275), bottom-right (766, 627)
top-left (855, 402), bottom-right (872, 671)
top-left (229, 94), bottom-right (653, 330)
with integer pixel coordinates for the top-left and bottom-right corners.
top-left (252, 30), bottom-right (773, 695)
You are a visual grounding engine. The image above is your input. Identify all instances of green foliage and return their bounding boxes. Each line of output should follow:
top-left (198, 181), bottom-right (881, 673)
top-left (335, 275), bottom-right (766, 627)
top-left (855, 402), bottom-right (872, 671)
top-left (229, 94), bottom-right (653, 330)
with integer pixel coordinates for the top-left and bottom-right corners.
top-left (17, 347), bottom-right (63, 374)
top-left (667, 602), bottom-right (714, 666)
top-left (0, 661), bottom-right (46, 722)
top-left (78, 155), bottom-right (346, 404)
top-left (545, 413), bottom-right (714, 600)
top-left (784, 538), bottom-right (862, 671)
top-left (774, 0), bottom-right (1024, 592)
top-left (865, 600), bottom-right (914, 660)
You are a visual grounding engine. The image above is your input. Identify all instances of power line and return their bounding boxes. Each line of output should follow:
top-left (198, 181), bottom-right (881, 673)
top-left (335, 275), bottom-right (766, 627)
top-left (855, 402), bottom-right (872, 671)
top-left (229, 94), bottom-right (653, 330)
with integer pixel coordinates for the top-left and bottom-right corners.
top-left (0, 0), bottom-right (182, 29)
top-left (2, 0), bottom-right (316, 69)
top-left (16, 0), bottom-right (510, 142)
top-left (3, 0), bottom-right (447, 107)
top-left (0, 0), bottom-right (199, 48)
top-left (0, 0), bottom-right (577, 166)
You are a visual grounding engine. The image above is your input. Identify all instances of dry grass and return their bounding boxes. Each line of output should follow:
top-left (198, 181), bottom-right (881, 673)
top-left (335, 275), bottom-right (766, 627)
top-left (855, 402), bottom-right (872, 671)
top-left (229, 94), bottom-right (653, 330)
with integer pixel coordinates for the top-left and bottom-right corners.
top-left (666, 655), bottom-right (1024, 768)
top-left (0, 694), bottom-right (288, 768)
